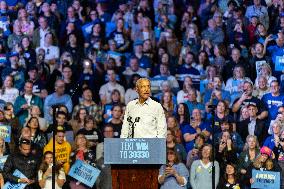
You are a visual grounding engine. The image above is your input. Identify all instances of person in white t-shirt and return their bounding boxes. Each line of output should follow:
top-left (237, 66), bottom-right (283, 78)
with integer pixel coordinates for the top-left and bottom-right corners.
top-left (38, 151), bottom-right (66, 189)
top-left (99, 69), bottom-right (125, 105)
top-left (0, 75), bottom-right (19, 104)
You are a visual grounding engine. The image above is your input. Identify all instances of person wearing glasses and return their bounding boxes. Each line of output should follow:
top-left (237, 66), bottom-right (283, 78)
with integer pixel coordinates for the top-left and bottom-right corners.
top-left (3, 138), bottom-right (40, 189)
top-left (158, 148), bottom-right (189, 189)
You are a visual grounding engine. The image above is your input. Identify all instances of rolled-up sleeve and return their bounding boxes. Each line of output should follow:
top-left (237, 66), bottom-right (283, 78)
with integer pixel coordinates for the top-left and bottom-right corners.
top-left (156, 104), bottom-right (167, 138)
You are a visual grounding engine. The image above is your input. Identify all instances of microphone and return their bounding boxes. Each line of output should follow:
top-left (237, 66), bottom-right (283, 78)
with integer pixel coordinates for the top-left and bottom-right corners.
top-left (134, 117), bottom-right (140, 122)
top-left (131, 117), bottom-right (140, 138)
top-left (127, 116), bottom-right (133, 123)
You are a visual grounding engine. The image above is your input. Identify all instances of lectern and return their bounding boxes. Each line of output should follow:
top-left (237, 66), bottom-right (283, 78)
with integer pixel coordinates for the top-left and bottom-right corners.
top-left (104, 138), bottom-right (166, 189)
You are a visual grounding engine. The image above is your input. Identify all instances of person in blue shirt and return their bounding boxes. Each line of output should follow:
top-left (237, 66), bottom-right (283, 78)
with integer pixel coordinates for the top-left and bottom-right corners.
top-left (176, 52), bottom-right (200, 90)
top-left (182, 108), bottom-right (211, 153)
top-left (262, 80), bottom-right (284, 123)
top-left (44, 79), bottom-right (73, 124)
top-left (265, 32), bottom-right (284, 80)
top-left (264, 120), bottom-right (282, 150)
top-left (184, 88), bottom-right (205, 115)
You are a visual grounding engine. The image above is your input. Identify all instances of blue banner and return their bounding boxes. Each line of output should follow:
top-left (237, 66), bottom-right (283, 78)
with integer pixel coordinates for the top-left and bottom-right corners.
top-left (68, 160), bottom-right (100, 188)
top-left (0, 125), bottom-right (11, 142)
top-left (0, 155), bottom-right (8, 170)
top-left (251, 169), bottom-right (280, 189)
top-left (3, 169), bottom-right (27, 189)
top-left (275, 56), bottom-right (284, 72)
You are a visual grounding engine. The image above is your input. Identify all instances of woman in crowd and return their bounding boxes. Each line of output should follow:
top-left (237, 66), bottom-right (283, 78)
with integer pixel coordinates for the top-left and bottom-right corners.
top-left (175, 103), bottom-right (190, 129)
top-left (263, 120), bottom-right (283, 150)
top-left (38, 151), bottom-right (66, 189)
top-left (215, 121), bottom-right (244, 153)
top-left (69, 108), bottom-right (88, 136)
top-left (215, 130), bottom-right (238, 173)
top-left (186, 133), bottom-right (205, 169)
top-left (26, 116), bottom-right (47, 158)
top-left (69, 134), bottom-right (97, 189)
top-left (254, 63), bottom-right (276, 88)
top-left (158, 148), bottom-right (189, 189)
top-left (0, 75), bottom-right (19, 104)
top-left (253, 75), bottom-right (270, 99)
top-left (190, 144), bottom-right (220, 189)
top-left (207, 100), bottom-right (235, 134)
top-left (217, 163), bottom-right (242, 189)
top-left (272, 129), bottom-right (284, 189)
top-left (238, 135), bottom-right (260, 188)
top-left (245, 146), bottom-right (281, 187)
top-left (167, 116), bottom-right (182, 144)
top-left (21, 36), bottom-right (37, 68)
top-left (213, 43), bottom-right (227, 72)
top-left (77, 115), bottom-right (102, 151)
top-left (177, 76), bottom-right (201, 104)
top-left (161, 91), bottom-right (175, 116)
top-left (192, 51), bottom-right (210, 79)
top-left (166, 129), bottom-right (187, 163)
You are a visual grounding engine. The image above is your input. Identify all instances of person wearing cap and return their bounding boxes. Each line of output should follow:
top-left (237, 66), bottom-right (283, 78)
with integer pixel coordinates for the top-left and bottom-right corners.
top-left (131, 39), bottom-right (152, 74)
top-left (13, 80), bottom-right (43, 126)
top-left (43, 126), bottom-right (72, 174)
top-left (3, 138), bottom-right (40, 189)
top-left (1, 51), bottom-right (25, 91)
top-left (244, 146), bottom-right (281, 187)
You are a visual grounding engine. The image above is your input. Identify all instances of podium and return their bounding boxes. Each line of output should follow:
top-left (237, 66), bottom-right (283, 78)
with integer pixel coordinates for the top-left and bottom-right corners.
top-left (104, 138), bottom-right (166, 189)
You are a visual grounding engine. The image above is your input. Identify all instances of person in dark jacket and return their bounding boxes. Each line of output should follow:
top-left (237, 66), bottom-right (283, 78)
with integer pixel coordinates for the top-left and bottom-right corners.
top-left (3, 138), bottom-right (40, 189)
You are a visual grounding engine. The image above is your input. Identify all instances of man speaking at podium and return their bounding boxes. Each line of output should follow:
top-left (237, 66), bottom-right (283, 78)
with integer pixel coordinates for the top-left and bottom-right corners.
top-left (120, 78), bottom-right (167, 138)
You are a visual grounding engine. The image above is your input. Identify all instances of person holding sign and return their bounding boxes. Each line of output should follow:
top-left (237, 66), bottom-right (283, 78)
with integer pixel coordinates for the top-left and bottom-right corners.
top-left (69, 134), bottom-right (97, 189)
top-left (3, 139), bottom-right (40, 189)
top-left (244, 146), bottom-right (281, 187)
top-left (121, 78), bottom-right (167, 138)
top-left (38, 151), bottom-right (66, 189)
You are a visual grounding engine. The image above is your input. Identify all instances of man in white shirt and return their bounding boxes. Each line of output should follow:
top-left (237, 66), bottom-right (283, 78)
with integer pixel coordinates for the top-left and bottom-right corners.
top-left (120, 78), bottom-right (167, 138)
top-left (36, 33), bottom-right (59, 72)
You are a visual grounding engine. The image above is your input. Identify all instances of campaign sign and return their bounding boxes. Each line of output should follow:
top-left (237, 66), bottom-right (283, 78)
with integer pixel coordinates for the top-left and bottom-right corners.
top-left (104, 138), bottom-right (166, 164)
top-left (251, 169), bottom-right (280, 189)
top-left (69, 160), bottom-right (100, 188)
top-left (0, 125), bottom-right (11, 142)
top-left (3, 169), bottom-right (27, 189)
top-left (0, 155), bottom-right (8, 170)
top-left (275, 56), bottom-right (284, 72)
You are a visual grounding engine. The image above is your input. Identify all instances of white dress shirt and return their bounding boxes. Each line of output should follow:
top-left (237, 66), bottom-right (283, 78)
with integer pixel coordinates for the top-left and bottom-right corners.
top-left (120, 97), bottom-right (167, 138)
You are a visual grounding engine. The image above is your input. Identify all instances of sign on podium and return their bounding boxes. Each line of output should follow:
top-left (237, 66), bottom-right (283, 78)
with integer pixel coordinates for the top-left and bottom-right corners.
top-left (104, 138), bottom-right (166, 164)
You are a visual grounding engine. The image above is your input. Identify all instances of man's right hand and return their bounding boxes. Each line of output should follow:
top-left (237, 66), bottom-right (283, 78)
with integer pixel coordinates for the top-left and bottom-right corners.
top-left (19, 178), bottom-right (30, 183)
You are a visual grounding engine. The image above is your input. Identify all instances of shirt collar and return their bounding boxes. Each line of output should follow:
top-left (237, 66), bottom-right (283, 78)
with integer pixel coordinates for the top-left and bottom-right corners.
top-left (135, 97), bottom-right (151, 106)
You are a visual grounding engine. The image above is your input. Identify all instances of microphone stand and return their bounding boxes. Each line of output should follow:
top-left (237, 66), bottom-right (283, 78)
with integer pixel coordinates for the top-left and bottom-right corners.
top-left (52, 106), bottom-right (57, 189)
top-left (209, 106), bottom-right (216, 189)
top-left (130, 117), bottom-right (140, 138)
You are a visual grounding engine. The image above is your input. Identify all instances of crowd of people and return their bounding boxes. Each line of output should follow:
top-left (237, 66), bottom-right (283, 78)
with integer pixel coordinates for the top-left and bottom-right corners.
top-left (0, 0), bottom-right (284, 188)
